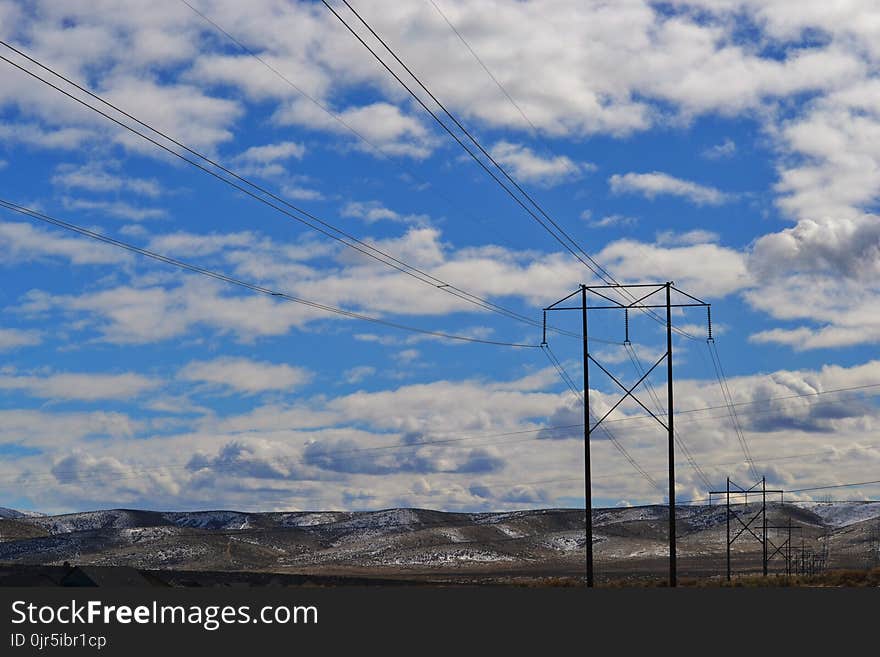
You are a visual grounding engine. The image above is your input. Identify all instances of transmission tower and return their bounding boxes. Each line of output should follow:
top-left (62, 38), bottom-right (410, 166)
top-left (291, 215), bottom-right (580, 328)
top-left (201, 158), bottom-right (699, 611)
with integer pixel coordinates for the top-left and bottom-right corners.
top-left (711, 477), bottom-right (791, 580)
top-left (543, 281), bottom-right (710, 587)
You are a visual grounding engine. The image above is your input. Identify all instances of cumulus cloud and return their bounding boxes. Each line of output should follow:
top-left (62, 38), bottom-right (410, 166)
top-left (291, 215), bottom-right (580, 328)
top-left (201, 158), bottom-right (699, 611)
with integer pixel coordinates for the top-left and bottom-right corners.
top-left (232, 141), bottom-right (307, 178)
top-left (587, 214), bottom-right (638, 229)
top-left (0, 123), bottom-right (94, 150)
top-left (61, 197), bottom-right (167, 222)
top-left (655, 229), bottom-right (720, 246)
top-left (609, 172), bottom-right (730, 205)
top-left (596, 239), bottom-right (751, 297)
top-left (303, 437), bottom-right (504, 475)
top-left (48, 450), bottom-right (179, 499)
top-left (343, 366), bottom-right (376, 385)
top-left (278, 100), bottom-right (436, 158)
top-left (178, 357), bottom-right (312, 394)
top-left (0, 328), bottom-right (42, 351)
top-left (703, 138), bottom-right (736, 160)
top-left (0, 220), bottom-right (127, 265)
top-left (235, 141), bottom-right (306, 164)
top-left (145, 230), bottom-right (264, 258)
top-left (0, 409), bottom-right (140, 449)
top-left (187, 440), bottom-right (306, 481)
top-left (281, 179), bottom-right (325, 201)
top-left (341, 200), bottom-right (429, 225)
top-left (51, 162), bottom-right (162, 197)
top-left (0, 370), bottom-right (162, 401)
top-left (489, 141), bottom-right (590, 186)
top-left (20, 279), bottom-right (329, 344)
top-left (2, 360), bottom-right (880, 511)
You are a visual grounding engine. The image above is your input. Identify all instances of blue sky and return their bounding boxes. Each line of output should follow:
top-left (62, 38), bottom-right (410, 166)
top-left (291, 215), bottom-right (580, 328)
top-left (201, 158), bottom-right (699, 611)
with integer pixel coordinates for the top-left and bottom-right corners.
top-left (1, 0), bottom-right (880, 514)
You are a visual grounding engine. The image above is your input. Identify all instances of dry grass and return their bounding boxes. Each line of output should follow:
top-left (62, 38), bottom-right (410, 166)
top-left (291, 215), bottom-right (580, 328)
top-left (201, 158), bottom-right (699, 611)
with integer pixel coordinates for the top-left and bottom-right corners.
top-left (512, 568), bottom-right (880, 588)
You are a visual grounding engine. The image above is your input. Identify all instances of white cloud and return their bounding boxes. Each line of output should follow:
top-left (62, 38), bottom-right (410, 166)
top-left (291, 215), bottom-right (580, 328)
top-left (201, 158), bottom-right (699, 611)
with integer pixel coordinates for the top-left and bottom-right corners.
top-left (20, 278), bottom-right (329, 344)
top-left (588, 214), bottom-right (638, 229)
top-left (281, 182), bottom-right (325, 201)
top-left (703, 138), bottom-right (736, 160)
top-left (0, 371), bottom-right (162, 401)
top-left (341, 200), bottom-right (428, 225)
top-left (0, 123), bottom-right (94, 150)
top-left (2, 358), bottom-right (880, 511)
top-left (746, 275), bottom-right (880, 350)
top-left (11, 214), bottom-right (757, 349)
top-left (61, 197), bottom-right (167, 222)
top-left (489, 141), bottom-right (590, 186)
top-left (596, 239), bottom-right (751, 297)
top-left (179, 357), bottom-right (312, 394)
top-left (394, 349), bottom-right (420, 364)
top-left (609, 172), bottom-right (730, 205)
top-left (0, 409), bottom-right (140, 449)
top-left (145, 230), bottom-right (264, 258)
top-left (343, 366), bottom-right (376, 385)
top-left (235, 141), bottom-right (306, 164)
top-left (51, 162), bottom-right (162, 197)
top-left (655, 229), bottom-right (720, 246)
top-left (231, 141), bottom-right (308, 179)
top-left (0, 328), bottom-right (41, 351)
top-left (102, 77), bottom-right (242, 154)
top-left (0, 220), bottom-right (127, 265)
top-left (277, 100), bottom-right (436, 158)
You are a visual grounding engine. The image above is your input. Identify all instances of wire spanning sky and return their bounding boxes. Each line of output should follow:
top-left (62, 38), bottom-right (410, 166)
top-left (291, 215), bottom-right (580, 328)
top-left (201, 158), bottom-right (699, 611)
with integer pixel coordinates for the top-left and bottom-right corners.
top-left (1, 0), bottom-right (880, 514)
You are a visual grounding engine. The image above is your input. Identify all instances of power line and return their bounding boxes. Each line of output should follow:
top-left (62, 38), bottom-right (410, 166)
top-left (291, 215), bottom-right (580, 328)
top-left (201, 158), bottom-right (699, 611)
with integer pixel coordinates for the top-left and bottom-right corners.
top-left (178, 0), bottom-right (383, 156)
top-left (551, 385), bottom-right (880, 438)
top-left (425, 0), bottom-right (548, 145)
top-left (0, 41), bottom-right (564, 339)
top-left (659, 381), bottom-right (880, 420)
top-left (0, 199), bottom-right (539, 349)
top-left (788, 479), bottom-right (880, 494)
top-left (680, 478), bottom-right (880, 504)
top-left (707, 339), bottom-right (759, 480)
top-left (320, 0), bottom-right (614, 283)
top-left (0, 36), bottom-right (694, 347)
top-left (321, 2), bottom-right (701, 342)
top-left (177, 0), bottom-right (544, 274)
top-left (342, 0), bottom-right (704, 343)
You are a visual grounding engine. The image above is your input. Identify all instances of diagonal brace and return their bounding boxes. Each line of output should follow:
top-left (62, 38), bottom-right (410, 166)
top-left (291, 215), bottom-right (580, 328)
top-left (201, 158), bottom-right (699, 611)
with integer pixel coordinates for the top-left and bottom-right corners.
top-left (767, 538), bottom-right (789, 563)
top-left (730, 508), bottom-right (764, 545)
top-left (626, 285), bottom-right (665, 308)
top-left (588, 353), bottom-right (669, 432)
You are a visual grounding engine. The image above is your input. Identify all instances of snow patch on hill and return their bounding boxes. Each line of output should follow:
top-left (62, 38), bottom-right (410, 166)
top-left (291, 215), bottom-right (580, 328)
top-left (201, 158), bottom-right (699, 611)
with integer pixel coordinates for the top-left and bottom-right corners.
top-left (277, 512), bottom-right (351, 527)
top-left (0, 507), bottom-right (36, 519)
top-left (27, 511), bottom-right (141, 535)
top-left (795, 502), bottom-right (880, 528)
top-left (164, 512), bottom-right (251, 530)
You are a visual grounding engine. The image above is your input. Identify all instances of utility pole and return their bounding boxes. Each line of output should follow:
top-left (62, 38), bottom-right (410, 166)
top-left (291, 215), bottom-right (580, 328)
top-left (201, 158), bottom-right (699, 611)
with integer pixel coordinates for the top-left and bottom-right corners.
top-left (665, 282), bottom-right (676, 586)
top-left (762, 477), bottom-right (768, 576)
top-left (726, 477), bottom-right (731, 581)
top-left (544, 282), bottom-right (710, 587)
top-left (582, 284), bottom-right (593, 587)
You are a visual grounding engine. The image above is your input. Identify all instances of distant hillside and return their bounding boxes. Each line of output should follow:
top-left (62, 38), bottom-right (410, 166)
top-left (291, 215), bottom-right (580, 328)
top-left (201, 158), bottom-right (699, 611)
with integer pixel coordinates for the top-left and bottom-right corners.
top-left (0, 507), bottom-right (43, 520)
top-left (1, 503), bottom-right (878, 584)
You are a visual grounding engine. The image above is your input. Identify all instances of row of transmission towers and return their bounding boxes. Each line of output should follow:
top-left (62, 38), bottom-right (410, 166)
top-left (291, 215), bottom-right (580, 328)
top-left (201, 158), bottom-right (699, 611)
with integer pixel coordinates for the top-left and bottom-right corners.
top-left (543, 282), bottom-right (832, 587)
